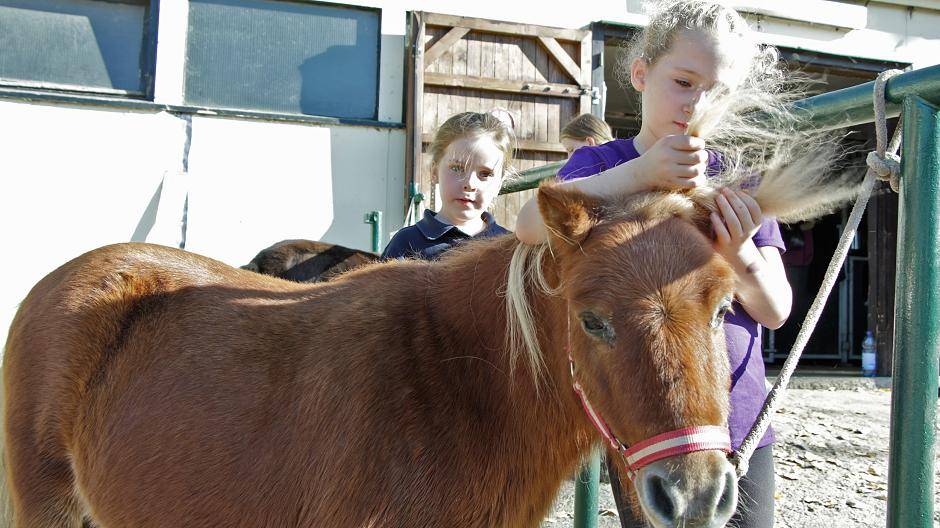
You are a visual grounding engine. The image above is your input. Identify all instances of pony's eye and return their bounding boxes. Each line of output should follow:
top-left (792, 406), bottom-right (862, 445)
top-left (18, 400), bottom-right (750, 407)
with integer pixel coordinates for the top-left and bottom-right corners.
top-left (580, 311), bottom-right (614, 342)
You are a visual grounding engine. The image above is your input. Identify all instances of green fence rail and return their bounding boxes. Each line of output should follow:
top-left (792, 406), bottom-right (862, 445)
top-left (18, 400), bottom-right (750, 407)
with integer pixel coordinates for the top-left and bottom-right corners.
top-left (500, 161), bottom-right (565, 195)
top-left (501, 64), bottom-right (940, 528)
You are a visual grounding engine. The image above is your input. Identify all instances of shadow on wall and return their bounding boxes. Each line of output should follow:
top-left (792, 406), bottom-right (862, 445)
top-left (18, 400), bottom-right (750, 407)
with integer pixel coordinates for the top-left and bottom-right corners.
top-left (293, 12), bottom-right (395, 252)
top-left (128, 170), bottom-right (189, 248)
top-left (317, 128), bottom-right (386, 253)
top-left (130, 181), bottom-right (163, 242)
top-left (296, 12), bottom-right (377, 119)
top-left (316, 122), bottom-right (406, 254)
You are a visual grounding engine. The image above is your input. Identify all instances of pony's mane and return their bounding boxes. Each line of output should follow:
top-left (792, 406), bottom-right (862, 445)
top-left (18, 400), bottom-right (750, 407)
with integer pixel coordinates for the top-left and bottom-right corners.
top-left (505, 242), bottom-right (555, 384)
top-left (418, 235), bottom-right (555, 386)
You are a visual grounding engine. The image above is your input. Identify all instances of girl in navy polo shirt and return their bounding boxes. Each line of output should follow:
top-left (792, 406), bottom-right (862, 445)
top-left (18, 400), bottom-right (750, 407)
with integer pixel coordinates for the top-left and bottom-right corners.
top-left (516, 2), bottom-right (800, 527)
top-left (383, 111), bottom-right (514, 260)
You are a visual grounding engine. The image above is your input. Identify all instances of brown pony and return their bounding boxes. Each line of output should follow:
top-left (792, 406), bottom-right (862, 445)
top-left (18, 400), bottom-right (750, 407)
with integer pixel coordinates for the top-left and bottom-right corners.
top-left (241, 239), bottom-right (377, 283)
top-left (3, 159), bottom-right (852, 527)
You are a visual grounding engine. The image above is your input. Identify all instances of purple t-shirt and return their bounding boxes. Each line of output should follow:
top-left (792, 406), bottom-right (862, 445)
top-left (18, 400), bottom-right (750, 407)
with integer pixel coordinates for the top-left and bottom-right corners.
top-left (559, 138), bottom-right (783, 449)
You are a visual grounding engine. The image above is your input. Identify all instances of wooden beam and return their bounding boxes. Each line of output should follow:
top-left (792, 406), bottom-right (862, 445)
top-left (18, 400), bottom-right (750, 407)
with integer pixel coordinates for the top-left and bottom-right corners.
top-left (422, 12), bottom-right (589, 42)
top-left (579, 31), bottom-right (593, 115)
top-left (424, 72), bottom-right (582, 98)
top-left (537, 36), bottom-right (582, 86)
top-left (405, 12), bottom-right (426, 209)
top-left (424, 26), bottom-right (470, 68)
top-left (422, 133), bottom-right (566, 154)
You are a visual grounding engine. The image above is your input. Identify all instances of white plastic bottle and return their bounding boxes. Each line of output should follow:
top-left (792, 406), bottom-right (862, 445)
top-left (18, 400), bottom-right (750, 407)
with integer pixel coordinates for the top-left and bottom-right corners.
top-left (861, 331), bottom-right (877, 377)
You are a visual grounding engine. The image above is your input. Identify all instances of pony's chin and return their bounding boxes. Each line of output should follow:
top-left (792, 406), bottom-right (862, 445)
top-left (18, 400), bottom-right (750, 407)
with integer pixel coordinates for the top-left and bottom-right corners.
top-left (633, 453), bottom-right (737, 528)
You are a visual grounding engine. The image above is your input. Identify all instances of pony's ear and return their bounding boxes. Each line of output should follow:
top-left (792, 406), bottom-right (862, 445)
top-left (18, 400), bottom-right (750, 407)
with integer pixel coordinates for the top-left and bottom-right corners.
top-left (537, 182), bottom-right (599, 246)
top-left (687, 188), bottom-right (722, 242)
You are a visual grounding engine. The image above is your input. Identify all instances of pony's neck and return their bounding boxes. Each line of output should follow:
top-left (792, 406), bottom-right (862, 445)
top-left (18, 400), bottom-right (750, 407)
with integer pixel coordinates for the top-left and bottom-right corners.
top-left (423, 237), bottom-right (594, 514)
top-left (427, 236), bottom-right (570, 402)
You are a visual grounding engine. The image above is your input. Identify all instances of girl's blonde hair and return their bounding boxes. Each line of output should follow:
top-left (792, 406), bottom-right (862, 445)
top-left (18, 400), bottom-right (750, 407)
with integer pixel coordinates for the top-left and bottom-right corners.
top-left (624, 0), bottom-right (840, 196)
top-left (627, 0), bottom-right (756, 70)
top-left (429, 110), bottom-right (517, 179)
top-left (561, 114), bottom-right (614, 144)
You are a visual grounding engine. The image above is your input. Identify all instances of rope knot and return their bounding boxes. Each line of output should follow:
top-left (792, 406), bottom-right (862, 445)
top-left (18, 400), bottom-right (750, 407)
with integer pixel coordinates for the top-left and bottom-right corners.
top-left (728, 451), bottom-right (749, 479)
top-left (866, 151), bottom-right (901, 192)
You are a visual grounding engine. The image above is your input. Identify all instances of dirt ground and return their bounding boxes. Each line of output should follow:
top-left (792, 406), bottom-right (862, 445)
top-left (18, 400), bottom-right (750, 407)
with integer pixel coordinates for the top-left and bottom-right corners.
top-left (542, 387), bottom-right (940, 527)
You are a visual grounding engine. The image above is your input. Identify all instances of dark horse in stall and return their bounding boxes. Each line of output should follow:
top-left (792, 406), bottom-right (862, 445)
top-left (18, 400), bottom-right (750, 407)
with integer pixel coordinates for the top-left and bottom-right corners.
top-left (3, 151), bottom-right (851, 526)
top-left (241, 239), bottom-right (377, 283)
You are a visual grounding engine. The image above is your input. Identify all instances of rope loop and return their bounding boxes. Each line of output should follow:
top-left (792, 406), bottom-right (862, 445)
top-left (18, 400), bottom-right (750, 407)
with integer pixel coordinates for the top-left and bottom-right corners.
top-left (871, 69), bottom-right (905, 193)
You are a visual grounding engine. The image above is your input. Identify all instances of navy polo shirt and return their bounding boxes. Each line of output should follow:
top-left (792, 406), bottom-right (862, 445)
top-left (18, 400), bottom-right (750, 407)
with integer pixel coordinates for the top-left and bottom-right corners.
top-left (381, 209), bottom-right (510, 260)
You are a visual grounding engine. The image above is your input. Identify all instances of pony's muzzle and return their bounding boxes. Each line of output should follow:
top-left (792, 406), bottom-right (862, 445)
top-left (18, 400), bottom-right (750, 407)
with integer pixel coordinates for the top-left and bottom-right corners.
top-left (633, 451), bottom-right (737, 528)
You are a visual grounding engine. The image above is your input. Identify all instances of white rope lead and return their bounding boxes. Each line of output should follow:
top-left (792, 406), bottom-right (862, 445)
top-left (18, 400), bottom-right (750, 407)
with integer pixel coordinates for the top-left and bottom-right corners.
top-left (730, 69), bottom-right (905, 478)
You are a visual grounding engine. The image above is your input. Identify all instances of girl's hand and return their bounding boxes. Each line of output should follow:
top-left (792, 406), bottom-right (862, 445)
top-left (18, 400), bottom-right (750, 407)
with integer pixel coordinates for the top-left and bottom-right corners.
top-left (634, 135), bottom-right (708, 191)
top-left (711, 187), bottom-right (763, 267)
top-left (711, 187), bottom-right (792, 329)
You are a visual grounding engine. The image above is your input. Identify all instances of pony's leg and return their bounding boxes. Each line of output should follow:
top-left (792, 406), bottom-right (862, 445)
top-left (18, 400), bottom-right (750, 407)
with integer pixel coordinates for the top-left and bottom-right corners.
top-left (0, 385), bottom-right (15, 528)
top-left (5, 443), bottom-right (84, 528)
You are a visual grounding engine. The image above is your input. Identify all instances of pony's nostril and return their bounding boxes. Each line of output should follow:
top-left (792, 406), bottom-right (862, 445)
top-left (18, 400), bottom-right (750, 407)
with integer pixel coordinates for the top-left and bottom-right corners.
top-left (716, 467), bottom-right (738, 519)
top-left (648, 475), bottom-right (677, 521)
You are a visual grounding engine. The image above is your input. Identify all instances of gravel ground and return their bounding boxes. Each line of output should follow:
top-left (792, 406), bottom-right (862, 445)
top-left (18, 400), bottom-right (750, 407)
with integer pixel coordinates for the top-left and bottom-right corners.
top-left (542, 387), bottom-right (940, 527)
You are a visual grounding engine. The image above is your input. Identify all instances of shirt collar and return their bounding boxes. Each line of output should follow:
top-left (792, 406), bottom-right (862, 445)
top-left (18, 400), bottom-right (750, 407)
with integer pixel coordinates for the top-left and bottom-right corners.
top-left (415, 209), bottom-right (498, 240)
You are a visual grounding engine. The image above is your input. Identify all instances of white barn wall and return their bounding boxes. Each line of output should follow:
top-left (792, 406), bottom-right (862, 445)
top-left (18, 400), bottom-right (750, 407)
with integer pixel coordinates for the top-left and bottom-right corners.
top-left (0, 110), bottom-right (404, 353)
top-left (183, 118), bottom-right (405, 266)
top-left (0, 102), bottom-right (185, 347)
top-left (183, 118), bottom-right (336, 266)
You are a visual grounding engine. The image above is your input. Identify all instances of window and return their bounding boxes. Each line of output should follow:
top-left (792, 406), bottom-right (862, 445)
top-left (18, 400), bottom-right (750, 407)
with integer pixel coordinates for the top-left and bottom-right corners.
top-left (0, 0), bottom-right (155, 96)
top-left (186, 0), bottom-right (380, 119)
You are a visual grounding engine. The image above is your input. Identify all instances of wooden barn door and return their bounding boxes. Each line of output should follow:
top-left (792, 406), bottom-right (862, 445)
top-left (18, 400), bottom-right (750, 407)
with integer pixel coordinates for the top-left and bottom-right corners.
top-left (405, 12), bottom-right (593, 228)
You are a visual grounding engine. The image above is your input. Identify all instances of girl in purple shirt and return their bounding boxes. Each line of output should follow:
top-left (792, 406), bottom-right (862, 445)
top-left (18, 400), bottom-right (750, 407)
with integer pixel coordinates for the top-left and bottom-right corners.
top-left (518, 2), bottom-right (795, 527)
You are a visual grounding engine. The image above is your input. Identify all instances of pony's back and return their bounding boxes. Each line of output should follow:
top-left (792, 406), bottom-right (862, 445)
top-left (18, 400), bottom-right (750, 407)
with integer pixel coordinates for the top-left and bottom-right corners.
top-left (2, 243), bottom-right (430, 526)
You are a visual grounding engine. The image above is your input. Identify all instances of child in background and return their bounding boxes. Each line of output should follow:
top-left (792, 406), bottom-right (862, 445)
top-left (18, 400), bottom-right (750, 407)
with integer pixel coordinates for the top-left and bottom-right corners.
top-left (560, 113), bottom-right (614, 156)
top-left (516, 2), bottom-right (795, 527)
top-left (382, 111), bottom-right (514, 259)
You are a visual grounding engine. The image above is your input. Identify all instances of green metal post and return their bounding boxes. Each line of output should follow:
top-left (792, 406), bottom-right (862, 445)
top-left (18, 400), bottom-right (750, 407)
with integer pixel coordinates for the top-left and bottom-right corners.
top-left (573, 450), bottom-right (601, 528)
top-left (409, 181), bottom-right (424, 225)
top-left (364, 211), bottom-right (383, 254)
top-left (887, 95), bottom-right (940, 528)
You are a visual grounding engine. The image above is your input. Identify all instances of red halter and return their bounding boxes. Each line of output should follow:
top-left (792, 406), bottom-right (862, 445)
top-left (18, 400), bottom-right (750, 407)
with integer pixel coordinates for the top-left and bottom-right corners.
top-left (566, 310), bottom-right (731, 480)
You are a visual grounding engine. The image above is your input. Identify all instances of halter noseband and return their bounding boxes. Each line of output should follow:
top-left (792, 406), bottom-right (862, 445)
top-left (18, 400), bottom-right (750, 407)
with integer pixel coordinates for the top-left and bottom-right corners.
top-left (566, 308), bottom-right (731, 481)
